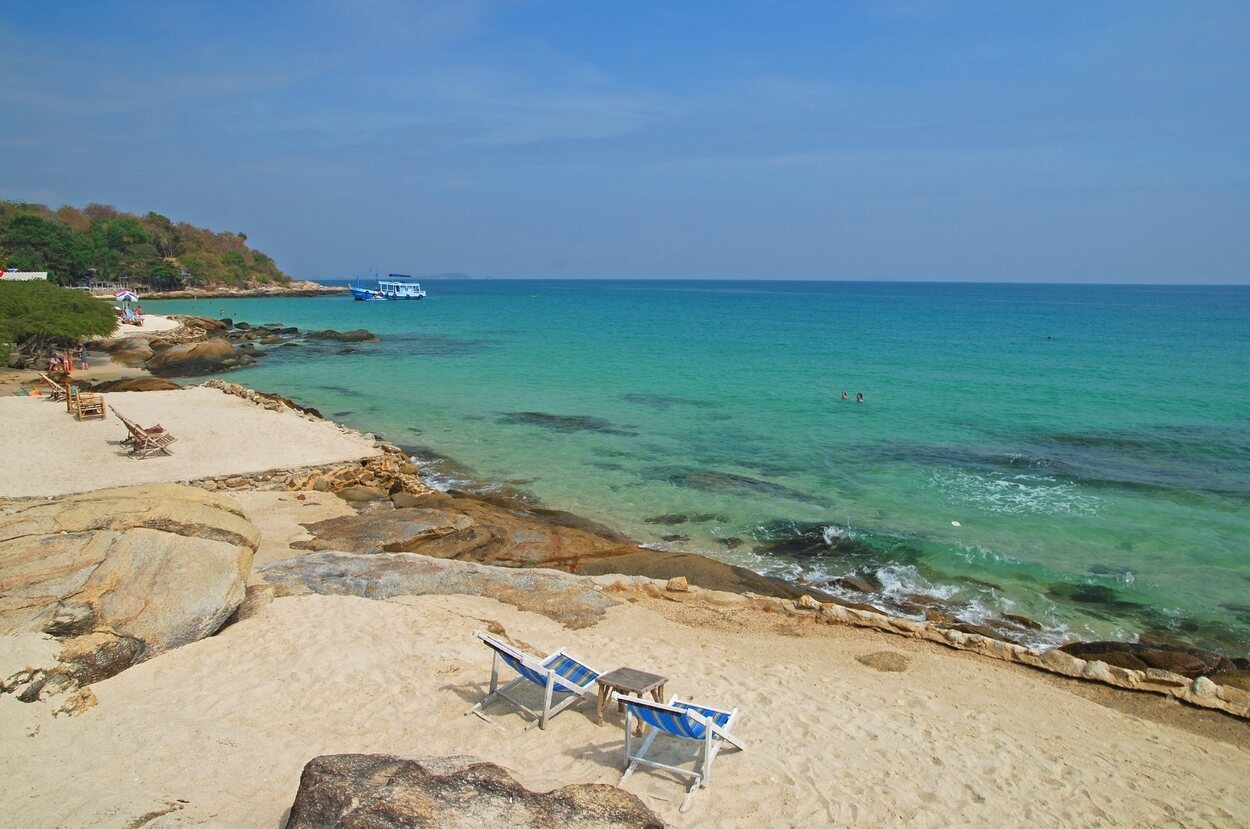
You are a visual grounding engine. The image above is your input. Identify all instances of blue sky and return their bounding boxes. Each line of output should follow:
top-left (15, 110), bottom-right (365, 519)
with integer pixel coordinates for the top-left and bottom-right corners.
top-left (2, 1), bottom-right (1247, 282)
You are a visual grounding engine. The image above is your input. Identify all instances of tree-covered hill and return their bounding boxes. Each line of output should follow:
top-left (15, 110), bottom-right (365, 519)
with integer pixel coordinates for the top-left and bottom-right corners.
top-left (0, 201), bottom-right (291, 289)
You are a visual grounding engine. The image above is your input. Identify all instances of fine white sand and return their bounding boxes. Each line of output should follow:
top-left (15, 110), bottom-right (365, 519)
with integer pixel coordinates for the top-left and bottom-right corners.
top-left (108, 312), bottom-right (183, 337)
top-left (1, 589), bottom-right (1246, 829)
top-left (0, 386), bottom-right (381, 498)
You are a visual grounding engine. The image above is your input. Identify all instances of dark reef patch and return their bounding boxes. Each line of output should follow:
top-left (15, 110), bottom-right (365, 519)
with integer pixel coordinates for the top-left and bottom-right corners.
top-left (668, 470), bottom-right (821, 505)
top-left (499, 411), bottom-right (638, 437)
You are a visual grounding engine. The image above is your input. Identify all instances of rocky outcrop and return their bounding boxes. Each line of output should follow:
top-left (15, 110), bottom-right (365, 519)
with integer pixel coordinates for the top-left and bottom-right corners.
top-left (95, 337), bottom-right (155, 367)
top-left (89, 377), bottom-right (183, 392)
top-left (144, 338), bottom-right (255, 376)
top-left (1058, 640), bottom-right (1241, 678)
top-left (260, 551), bottom-right (619, 629)
top-left (296, 490), bottom-right (806, 600)
top-left (306, 329), bottom-right (379, 342)
top-left (287, 754), bottom-right (664, 829)
top-left (0, 484), bottom-right (258, 703)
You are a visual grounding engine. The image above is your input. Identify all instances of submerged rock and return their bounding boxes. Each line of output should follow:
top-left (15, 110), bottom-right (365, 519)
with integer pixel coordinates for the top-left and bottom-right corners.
top-left (669, 471), bottom-right (820, 505)
top-left (499, 411), bottom-right (638, 436)
top-left (306, 328), bottom-right (379, 342)
top-left (286, 754), bottom-right (664, 829)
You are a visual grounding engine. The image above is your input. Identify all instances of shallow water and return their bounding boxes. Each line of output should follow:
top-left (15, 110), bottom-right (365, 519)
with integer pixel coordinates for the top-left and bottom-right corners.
top-left (148, 280), bottom-right (1250, 654)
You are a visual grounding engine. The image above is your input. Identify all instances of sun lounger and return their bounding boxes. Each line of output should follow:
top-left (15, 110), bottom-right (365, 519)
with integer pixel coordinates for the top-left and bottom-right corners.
top-left (619, 695), bottom-right (747, 812)
top-left (38, 372), bottom-right (69, 401)
top-left (466, 630), bottom-right (601, 730)
top-left (66, 385), bottom-right (107, 421)
top-left (114, 410), bottom-right (176, 458)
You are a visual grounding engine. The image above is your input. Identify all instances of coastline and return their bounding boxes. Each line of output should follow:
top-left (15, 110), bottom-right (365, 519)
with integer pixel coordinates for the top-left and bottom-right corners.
top-left (2, 314), bottom-right (1250, 826)
top-left (1, 314), bottom-right (1248, 718)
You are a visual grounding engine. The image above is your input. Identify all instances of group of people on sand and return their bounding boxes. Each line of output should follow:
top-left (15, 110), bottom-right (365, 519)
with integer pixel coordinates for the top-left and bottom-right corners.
top-left (47, 344), bottom-right (88, 374)
top-left (840, 390), bottom-right (865, 403)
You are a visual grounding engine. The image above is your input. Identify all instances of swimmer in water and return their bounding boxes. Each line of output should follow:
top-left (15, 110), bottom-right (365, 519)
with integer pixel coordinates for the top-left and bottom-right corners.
top-left (856, 392), bottom-right (864, 403)
top-left (841, 391), bottom-right (848, 402)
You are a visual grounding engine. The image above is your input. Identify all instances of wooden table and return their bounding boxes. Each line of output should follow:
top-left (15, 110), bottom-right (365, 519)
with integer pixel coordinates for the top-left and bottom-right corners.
top-left (595, 667), bottom-right (668, 729)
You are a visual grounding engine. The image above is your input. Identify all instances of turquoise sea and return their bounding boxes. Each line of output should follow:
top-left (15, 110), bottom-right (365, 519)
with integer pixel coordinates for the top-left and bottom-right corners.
top-left (146, 280), bottom-right (1250, 655)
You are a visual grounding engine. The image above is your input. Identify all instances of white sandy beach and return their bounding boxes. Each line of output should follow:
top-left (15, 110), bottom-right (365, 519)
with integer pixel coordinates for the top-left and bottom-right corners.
top-left (1, 585), bottom-right (1247, 829)
top-left (0, 386), bottom-right (381, 498)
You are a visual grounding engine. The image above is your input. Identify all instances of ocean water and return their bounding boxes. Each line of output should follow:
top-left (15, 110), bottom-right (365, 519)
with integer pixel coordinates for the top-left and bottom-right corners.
top-left (146, 280), bottom-right (1250, 654)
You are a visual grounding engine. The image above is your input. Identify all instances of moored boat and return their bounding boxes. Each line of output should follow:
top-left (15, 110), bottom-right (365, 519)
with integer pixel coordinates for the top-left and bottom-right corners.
top-left (349, 274), bottom-right (427, 301)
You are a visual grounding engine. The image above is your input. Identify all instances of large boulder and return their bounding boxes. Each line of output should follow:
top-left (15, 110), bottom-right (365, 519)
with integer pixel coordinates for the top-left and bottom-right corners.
top-left (97, 337), bottom-right (155, 367)
top-left (0, 484), bottom-right (258, 702)
top-left (287, 754), bottom-right (665, 829)
top-left (1059, 641), bottom-right (1238, 678)
top-left (144, 338), bottom-right (256, 376)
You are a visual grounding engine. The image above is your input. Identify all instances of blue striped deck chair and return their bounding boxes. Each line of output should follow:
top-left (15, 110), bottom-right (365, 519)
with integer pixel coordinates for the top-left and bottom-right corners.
top-left (466, 630), bottom-right (601, 730)
top-left (619, 694), bottom-right (747, 812)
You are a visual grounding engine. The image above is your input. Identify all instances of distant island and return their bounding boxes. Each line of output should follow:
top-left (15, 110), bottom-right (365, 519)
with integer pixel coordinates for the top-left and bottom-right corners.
top-left (0, 200), bottom-right (312, 294)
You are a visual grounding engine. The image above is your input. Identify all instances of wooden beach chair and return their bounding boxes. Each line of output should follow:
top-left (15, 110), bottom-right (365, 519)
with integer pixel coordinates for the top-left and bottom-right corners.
top-left (66, 385), bottom-right (107, 421)
top-left (38, 372), bottom-right (69, 402)
top-left (466, 630), bottom-right (601, 730)
top-left (618, 695), bottom-right (747, 812)
top-left (114, 410), bottom-right (176, 458)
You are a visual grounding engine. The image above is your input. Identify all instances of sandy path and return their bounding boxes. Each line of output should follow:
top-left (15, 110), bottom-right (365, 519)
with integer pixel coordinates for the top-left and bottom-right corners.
top-left (1, 592), bottom-right (1246, 829)
top-left (0, 387), bottom-right (381, 498)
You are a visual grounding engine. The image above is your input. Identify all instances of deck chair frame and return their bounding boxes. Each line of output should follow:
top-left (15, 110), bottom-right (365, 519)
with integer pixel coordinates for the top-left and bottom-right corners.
top-left (466, 630), bottom-right (600, 730)
top-left (620, 694), bottom-right (746, 812)
top-left (38, 372), bottom-right (69, 402)
top-left (114, 410), bottom-right (176, 458)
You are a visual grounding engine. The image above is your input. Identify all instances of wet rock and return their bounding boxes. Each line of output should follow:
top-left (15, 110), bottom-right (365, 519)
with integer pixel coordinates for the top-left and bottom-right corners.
top-left (719, 537), bottom-right (742, 549)
top-left (1046, 582), bottom-right (1137, 608)
top-left (306, 328), bottom-right (379, 342)
top-left (752, 522), bottom-right (878, 557)
top-left (855, 651), bottom-right (910, 672)
top-left (835, 572), bottom-right (883, 594)
top-left (286, 754), bottom-right (664, 829)
top-left (1058, 641), bottom-right (1235, 678)
top-left (645, 513), bottom-right (690, 525)
top-left (660, 534), bottom-right (690, 543)
top-left (1004, 613), bottom-right (1044, 631)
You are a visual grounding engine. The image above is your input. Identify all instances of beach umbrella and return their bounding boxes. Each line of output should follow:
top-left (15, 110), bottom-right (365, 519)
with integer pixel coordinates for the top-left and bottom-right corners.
top-left (115, 289), bottom-right (139, 306)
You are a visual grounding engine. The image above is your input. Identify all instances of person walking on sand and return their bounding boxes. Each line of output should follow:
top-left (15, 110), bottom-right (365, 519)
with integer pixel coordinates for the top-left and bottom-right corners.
top-left (856, 392), bottom-right (864, 403)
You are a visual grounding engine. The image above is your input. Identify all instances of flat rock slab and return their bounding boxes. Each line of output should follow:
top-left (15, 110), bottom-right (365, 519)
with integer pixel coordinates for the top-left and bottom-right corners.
top-left (287, 754), bottom-right (665, 829)
top-left (259, 550), bottom-right (619, 629)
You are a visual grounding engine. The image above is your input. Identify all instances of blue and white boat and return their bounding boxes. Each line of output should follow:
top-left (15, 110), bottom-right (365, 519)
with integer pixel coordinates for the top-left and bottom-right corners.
top-left (349, 274), bottom-right (427, 301)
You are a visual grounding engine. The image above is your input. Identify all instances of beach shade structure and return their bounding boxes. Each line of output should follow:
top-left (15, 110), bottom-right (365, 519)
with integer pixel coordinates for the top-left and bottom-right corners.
top-left (466, 630), bottom-right (601, 730)
top-left (115, 289), bottom-right (139, 305)
top-left (619, 695), bottom-right (747, 812)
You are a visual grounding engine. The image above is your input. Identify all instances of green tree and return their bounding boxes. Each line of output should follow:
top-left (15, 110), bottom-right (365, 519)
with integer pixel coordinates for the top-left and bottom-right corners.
top-left (0, 213), bottom-right (89, 284)
top-left (0, 281), bottom-right (116, 364)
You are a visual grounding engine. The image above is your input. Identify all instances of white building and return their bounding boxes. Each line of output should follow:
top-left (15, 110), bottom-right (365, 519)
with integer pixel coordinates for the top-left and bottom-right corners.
top-left (0, 270), bottom-right (49, 281)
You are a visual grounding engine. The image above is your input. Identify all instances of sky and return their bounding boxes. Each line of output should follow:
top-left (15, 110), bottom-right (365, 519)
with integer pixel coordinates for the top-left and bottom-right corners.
top-left (1, 1), bottom-right (1248, 282)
